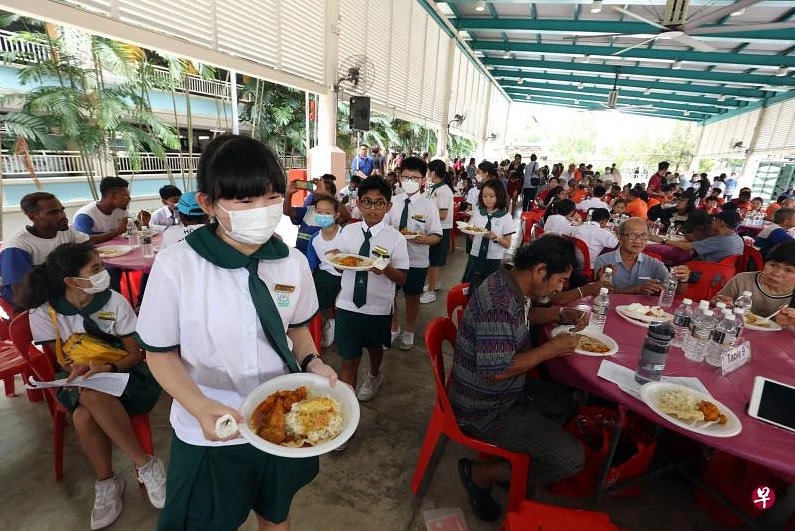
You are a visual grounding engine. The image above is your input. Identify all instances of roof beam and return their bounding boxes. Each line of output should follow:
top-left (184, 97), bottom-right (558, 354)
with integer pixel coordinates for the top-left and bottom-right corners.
top-left (505, 90), bottom-right (723, 115)
top-left (454, 17), bottom-right (795, 41)
top-left (488, 68), bottom-right (767, 98)
top-left (483, 57), bottom-right (795, 86)
top-left (471, 40), bottom-right (795, 68)
top-left (514, 95), bottom-right (705, 121)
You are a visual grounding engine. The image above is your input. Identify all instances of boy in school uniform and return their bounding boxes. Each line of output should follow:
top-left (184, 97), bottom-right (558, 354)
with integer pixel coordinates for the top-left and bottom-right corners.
top-left (334, 177), bottom-right (409, 402)
top-left (149, 185), bottom-right (182, 228)
top-left (386, 157), bottom-right (442, 350)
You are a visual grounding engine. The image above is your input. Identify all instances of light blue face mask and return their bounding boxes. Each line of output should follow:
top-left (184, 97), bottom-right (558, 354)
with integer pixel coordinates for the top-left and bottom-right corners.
top-left (315, 214), bottom-right (335, 228)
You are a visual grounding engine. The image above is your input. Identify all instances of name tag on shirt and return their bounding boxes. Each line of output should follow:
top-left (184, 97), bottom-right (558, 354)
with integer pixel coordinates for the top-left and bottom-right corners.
top-left (412, 215), bottom-right (426, 222)
top-left (96, 311), bottom-right (116, 321)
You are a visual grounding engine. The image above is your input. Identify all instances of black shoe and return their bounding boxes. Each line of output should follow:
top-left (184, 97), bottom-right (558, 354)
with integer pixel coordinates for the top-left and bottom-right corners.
top-left (457, 458), bottom-right (501, 522)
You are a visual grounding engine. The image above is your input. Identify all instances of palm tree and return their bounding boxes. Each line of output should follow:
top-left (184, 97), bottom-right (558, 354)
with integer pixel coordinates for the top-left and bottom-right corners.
top-left (239, 77), bottom-right (306, 158)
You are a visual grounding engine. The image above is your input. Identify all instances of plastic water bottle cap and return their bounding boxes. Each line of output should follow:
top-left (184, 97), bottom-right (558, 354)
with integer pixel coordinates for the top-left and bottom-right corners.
top-left (742, 291), bottom-right (752, 297)
top-left (683, 298), bottom-right (693, 305)
top-left (703, 309), bottom-right (713, 316)
top-left (699, 300), bottom-right (709, 308)
top-left (599, 287), bottom-right (609, 294)
top-left (605, 267), bottom-right (613, 274)
top-left (733, 308), bottom-right (744, 315)
top-left (716, 302), bottom-right (727, 309)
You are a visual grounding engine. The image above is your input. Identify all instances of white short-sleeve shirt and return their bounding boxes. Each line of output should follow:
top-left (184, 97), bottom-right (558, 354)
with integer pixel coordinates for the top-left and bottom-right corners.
top-left (135, 239), bottom-right (318, 447)
top-left (150, 205), bottom-right (178, 227)
top-left (73, 202), bottom-right (129, 234)
top-left (386, 193), bottom-right (443, 268)
top-left (160, 224), bottom-right (205, 250)
top-left (543, 214), bottom-right (574, 235)
top-left (335, 220), bottom-right (409, 315)
top-left (427, 184), bottom-right (455, 230)
top-left (311, 227), bottom-right (343, 276)
top-left (4, 227), bottom-right (88, 266)
top-left (29, 290), bottom-right (137, 345)
top-left (569, 222), bottom-right (619, 268)
top-left (466, 186), bottom-right (480, 208)
top-left (468, 210), bottom-right (517, 260)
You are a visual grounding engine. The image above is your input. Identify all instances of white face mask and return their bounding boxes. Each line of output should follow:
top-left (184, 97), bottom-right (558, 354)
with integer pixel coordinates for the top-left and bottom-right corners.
top-left (217, 201), bottom-right (283, 245)
top-left (402, 179), bottom-right (420, 195)
top-left (75, 270), bottom-right (111, 294)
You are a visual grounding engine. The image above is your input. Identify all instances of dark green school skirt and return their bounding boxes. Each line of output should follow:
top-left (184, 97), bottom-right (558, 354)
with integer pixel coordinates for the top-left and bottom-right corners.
top-left (56, 362), bottom-right (161, 416)
top-left (312, 268), bottom-right (342, 311)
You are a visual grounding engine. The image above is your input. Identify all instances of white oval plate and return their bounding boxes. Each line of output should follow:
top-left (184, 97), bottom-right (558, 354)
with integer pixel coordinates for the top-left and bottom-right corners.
top-left (639, 381), bottom-right (741, 438)
top-left (615, 305), bottom-right (673, 328)
top-left (239, 373), bottom-right (360, 458)
top-left (96, 245), bottom-right (134, 258)
top-left (550, 325), bottom-right (619, 356)
top-left (325, 253), bottom-right (375, 271)
top-left (459, 227), bottom-right (489, 236)
top-left (400, 231), bottom-right (419, 240)
top-left (743, 315), bottom-right (783, 332)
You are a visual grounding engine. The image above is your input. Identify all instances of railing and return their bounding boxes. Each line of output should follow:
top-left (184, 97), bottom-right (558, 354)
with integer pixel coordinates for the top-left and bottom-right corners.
top-left (0, 29), bottom-right (50, 65)
top-left (148, 66), bottom-right (238, 100)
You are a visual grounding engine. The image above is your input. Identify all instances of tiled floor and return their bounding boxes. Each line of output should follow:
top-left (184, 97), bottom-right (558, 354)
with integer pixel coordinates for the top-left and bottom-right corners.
top-left (0, 228), bottom-right (789, 530)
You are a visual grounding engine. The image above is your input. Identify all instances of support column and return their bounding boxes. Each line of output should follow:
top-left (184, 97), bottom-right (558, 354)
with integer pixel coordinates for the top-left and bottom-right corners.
top-left (738, 104), bottom-right (768, 187)
top-left (436, 37), bottom-right (456, 160)
top-left (308, 0), bottom-right (346, 186)
top-left (229, 69), bottom-right (239, 135)
top-left (477, 84), bottom-right (493, 160)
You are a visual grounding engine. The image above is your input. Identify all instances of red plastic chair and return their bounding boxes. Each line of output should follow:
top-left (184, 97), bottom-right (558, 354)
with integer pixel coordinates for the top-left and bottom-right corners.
top-left (411, 317), bottom-right (530, 511)
top-left (501, 500), bottom-right (619, 531)
top-left (9, 313), bottom-right (154, 481)
top-left (740, 245), bottom-right (763, 273)
top-left (563, 235), bottom-right (592, 281)
top-left (520, 211), bottom-right (544, 244)
top-left (308, 313), bottom-right (323, 353)
top-left (719, 254), bottom-right (743, 269)
top-left (684, 261), bottom-right (735, 302)
top-left (0, 297), bottom-right (41, 401)
top-left (446, 283), bottom-right (471, 325)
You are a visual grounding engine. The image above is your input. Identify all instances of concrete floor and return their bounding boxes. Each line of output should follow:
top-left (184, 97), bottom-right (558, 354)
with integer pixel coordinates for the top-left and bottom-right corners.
top-left (0, 232), bottom-right (780, 531)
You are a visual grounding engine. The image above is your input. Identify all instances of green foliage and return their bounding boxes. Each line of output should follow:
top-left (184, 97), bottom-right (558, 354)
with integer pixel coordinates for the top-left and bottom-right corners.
top-left (699, 158), bottom-right (717, 173)
top-left (239, 77), bottom-right (306, 157)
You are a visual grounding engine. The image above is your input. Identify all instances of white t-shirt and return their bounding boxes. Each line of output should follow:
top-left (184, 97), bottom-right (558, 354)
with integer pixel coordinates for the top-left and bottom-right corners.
top-left (4, 227), bottom-right (88, 267)
top-left (73, 202), bottom-right (129, 234)
top-left (468, 210), bottom-right (517, 260)
top-left (160, 224), bottom-right (205, 250)
top-left (386, 193), bottom-right (443, 268)
top-left (150, 205), bottom-right (178, 227)
top-left (569, 222), bottom-right (619, 268)
top-left (30, 290), bottom-right (136, 345)
top-left (543, 214), bottom-right (574, 235)
top-left (311, 227), bottom-right (343, 276)
top-left (335, 220), bottom-right (409, 315)
top-left (426, 184), bottom-right (455, 230)
top-left (577, 198), bottom-right (611, 212)
top-left (135, 238), bottom-right (318, 447)
top-left (465, 186), bottom-right (480, 208)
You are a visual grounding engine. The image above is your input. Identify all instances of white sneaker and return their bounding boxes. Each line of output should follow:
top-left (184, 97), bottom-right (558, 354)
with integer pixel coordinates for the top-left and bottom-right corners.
top-left (395, 331), bottom-right (414, 351)
top-left (420, 291), bottom-right (437, 304)
top-left (321, 318), bottom-right (335, 348)
top-left (390, 327), bottom-right (401, 344)
top-left (91, 476), bottom-right (124, 530)
top-left (137, 456), bottom-right (167, 509)
top-left (357, 372), bottom-right (383, 402)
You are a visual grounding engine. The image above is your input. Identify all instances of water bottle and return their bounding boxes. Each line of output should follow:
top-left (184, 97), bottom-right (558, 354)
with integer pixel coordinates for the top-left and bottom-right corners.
top-left (666, 224), bottom-right (676, 238)
top-left (140, 229), bottom-right (154, 258)
top-left (652, 219), bottom-right (662, 235)
top-left (601, 267), bottom-right (613, 284)
top-left (715, 301), bottom-right (727, 312)
top-left (732, 307), bottom-right (746, 342)
top-left (734, 291), bottom-right (753, 318)
top-left (126, 217), bottom-right (138, 247)
top-left (705, 309), bottom-right (737, 367)
top-left (635, 320), bottom-right (675, 384)
top-left (657, 270), bottom-right (678, 309)
top-left (586, 210), bottom-right (593, 224)
top-left (671, 298), bottom-right (693, 348)
top-left (589, 288), bottom-right (610, 332)
top-left (684, 309), bottom-right (716, 362)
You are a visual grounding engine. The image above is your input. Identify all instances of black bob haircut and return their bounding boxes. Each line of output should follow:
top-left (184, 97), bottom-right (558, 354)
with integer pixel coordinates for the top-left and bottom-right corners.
top-left (357, 176), bottom-right (392, 203)
top-left (513, 235), bottom-right (576, 278)
top-left (159, 185), bottom-right (182, 200)
top-left (766, 240), bottom-right (795, 268)
top-left (197, 135), bottom-right (286, 201)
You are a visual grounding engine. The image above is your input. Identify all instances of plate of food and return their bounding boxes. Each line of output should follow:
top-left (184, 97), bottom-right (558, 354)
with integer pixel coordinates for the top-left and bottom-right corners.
top-left (457, 224), bottom-right (489, 236)
top-left (615, 304), bottom-right (674, 327)
top-left (639, 382), bottom-right (741, 437)
top-left (550, 326), bottom-right (619, 356)
top-left (743, 313), bottom-right (783, 332)
top-left (326, 253), bottom-right (375, 271)
top-left (399, 228), bottom-right (420, 240)
top-left (96, 245), bottom-right (134, 258)
top-left (239, 373), bottom-right (360, 457)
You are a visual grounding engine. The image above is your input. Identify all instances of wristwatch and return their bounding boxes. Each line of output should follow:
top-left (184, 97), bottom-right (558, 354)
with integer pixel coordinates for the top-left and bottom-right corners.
top-left (300, 353), bottom-right (319, 373)
top-left (105, 362), bottom-right (118, 373)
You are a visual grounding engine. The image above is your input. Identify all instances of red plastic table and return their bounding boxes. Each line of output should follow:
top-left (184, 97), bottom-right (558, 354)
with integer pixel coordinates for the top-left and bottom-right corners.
top-left (546, 294), bottom-right (795, 481)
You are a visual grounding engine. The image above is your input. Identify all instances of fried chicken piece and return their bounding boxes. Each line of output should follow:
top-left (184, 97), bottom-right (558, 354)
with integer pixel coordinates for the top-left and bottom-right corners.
top-left (697, 400), bottom-right (727, 425)
top-left (261, 402), bottom-right (287, 443)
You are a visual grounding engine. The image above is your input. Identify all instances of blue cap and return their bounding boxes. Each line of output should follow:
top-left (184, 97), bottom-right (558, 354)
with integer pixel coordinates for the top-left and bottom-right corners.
top-left (177, 192), bottom-right (203, 216)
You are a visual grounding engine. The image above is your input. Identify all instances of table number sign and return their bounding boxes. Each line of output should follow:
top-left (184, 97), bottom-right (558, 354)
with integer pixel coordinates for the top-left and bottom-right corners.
top-left (721, 340), bottom-right (752, 376)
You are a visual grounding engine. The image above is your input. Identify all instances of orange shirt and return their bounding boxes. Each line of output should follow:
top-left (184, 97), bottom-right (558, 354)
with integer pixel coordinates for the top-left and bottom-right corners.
top-left (626, 198), bottom-right (648, 220)
top-left (571, 188), bottom-right (587, 204)
top-left (647, 197), bottom-right (661, 208)
top-left (766, 202), bottom-right (781, 217)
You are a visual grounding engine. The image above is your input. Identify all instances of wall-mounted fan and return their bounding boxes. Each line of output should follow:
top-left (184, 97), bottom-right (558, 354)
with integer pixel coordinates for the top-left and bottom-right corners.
top-left (334, 55), bottom-right (375, 95)
top-left (448, 113), bottom-right (467, 128)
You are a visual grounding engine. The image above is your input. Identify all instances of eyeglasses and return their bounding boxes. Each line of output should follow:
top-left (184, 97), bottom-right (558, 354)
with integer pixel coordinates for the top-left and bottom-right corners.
top-left (360, 199), bottom-right (389, 210)
top-left (620, 232), bottom-right (649, 241)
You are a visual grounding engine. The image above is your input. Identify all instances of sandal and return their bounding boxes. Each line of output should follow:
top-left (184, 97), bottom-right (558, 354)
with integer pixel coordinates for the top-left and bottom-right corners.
top-left (457, 458), bottom-right (501, 522)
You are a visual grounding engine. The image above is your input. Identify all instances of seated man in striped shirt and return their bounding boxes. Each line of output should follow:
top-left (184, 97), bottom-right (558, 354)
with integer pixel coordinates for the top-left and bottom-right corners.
top-left (448, 235), bottom-right (588, 522)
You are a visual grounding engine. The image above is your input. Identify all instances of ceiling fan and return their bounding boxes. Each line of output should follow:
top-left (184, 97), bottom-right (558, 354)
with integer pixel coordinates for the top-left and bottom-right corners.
top-left (598, 70), bottom-right (653, 111)
top-left (565, 0), bottom-right (788, 55)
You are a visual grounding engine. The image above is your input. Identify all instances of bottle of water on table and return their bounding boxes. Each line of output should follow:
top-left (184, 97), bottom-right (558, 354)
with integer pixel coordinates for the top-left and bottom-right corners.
top-left (589, 287), bottom-right (610, 333)
top-left (734, 291), bottom-right (753, 318)
top-left (635, 320), bottom-right (675, 384)
top-left (126, 217), bottom-right (138, 247)
top-left (684, 309), bottom-right (716, 362)
top-left (652, 219), bottom-right (662, 235)
top-left (671, 298), bottom-right (693, 348)
top-left (705, 309), bottom-right (736, 367)
top-left (658, 270), bottom-right (678, 309)
top-left (732, 307), bottom-right (746, 342)
top-left (140, 228), bottom-right (154, 258)
top-left (601, 267), bottom-right (613, 284)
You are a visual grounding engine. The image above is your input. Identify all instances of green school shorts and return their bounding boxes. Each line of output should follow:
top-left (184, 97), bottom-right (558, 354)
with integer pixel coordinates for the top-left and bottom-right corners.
top-left (312, 268), bottom-right (342, 311)
top-left (402, 267), bottom-right (428, 296)
top-left (158, 433), bottom-right (319, 530)
top-left (428, 229), bottom-right (451, 267)
top-left (334, 308), bottom-right (391, 360)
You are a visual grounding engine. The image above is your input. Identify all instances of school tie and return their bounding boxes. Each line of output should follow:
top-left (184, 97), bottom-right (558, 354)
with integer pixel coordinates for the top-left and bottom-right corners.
top-left (353, 229), bottom-right (372, 308)
top-left (399, 197), bottom-right (411, 230)
top-left (477, 214), bottom-right (494, 259)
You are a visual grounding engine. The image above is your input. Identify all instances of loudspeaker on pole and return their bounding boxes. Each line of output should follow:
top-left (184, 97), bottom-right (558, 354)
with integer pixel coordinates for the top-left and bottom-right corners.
top-left (349, 96), bottom-right (371, 131)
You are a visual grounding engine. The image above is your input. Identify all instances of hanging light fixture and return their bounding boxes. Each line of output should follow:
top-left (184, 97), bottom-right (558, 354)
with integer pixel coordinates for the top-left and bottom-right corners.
top-left (582, 54), bottom-right (590, 63)
top-left (577, 81), bottom-right (584, 89)
top-left (643, 87), bottom-right (651, 95)
top-left (672, 59), bottom-right (682, 69)
top-left (518, 78), bottom-right (524, 85)
top-left (590, 1), bottom-right (603, 14)
top-left (683, 110), bottom-right (690, 116)
top-left (475, 1), bottom-right (486, 12)
top-left (777, 66), bottom-right (788, 77)
top-left (717, 94), bottom-right (726, 102)
top-left (503, 50), bottom-right (512, 59)
top-left (575, 99), bottom-right (580, 105)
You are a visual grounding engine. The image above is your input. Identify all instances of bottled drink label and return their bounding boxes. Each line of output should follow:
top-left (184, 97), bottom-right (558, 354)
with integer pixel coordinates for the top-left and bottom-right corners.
top-left (673, 313), bottom-right (691, 327)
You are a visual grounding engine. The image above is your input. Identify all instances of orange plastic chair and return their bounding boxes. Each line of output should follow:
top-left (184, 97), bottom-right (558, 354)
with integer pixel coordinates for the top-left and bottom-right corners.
top-left (684, 261), bottom-right (735, 302)
top-left (411, 317), bottom-right (530, 511)
top-left (501, 500), bottom-right (620, 531)
top-left (446, 283), bottom-right (471, 325)
top-left (9, 313), bottom-right (154, 481)
top-left (563, 235), bottom-right (593, 281)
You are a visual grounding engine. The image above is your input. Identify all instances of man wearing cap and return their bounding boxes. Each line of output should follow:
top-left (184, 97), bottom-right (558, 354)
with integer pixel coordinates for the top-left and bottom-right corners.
top-left (160, 191), bottom-right (209, 249)
top-left (661, 208), bottom-right (744, 262)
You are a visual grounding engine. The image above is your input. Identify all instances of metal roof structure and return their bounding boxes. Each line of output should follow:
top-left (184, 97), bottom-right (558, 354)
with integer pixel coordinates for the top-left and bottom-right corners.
top-left (431, 0), bottom-right (795, 122)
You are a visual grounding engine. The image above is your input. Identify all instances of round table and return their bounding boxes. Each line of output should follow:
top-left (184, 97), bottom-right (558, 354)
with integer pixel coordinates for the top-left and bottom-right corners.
top-left (546, 294), bottom-right (795, 481)
top-left (97, 234), bottom-right (162, 273)
top-left (644, 242), bottom-right (693, 266)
